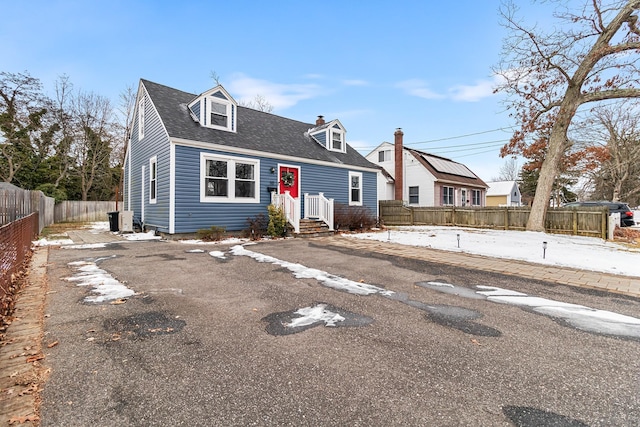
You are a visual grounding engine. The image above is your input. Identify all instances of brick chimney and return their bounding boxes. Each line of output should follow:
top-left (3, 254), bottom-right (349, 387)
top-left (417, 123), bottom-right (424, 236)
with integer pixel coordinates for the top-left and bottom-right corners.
top-left (316, 115), bottom-right (325, 126)
top-left (394, 128), bottom-right (404, 201)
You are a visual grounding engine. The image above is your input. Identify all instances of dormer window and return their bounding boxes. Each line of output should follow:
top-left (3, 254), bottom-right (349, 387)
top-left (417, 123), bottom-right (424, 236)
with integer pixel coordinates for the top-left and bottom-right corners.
top-left (309, 119), bottom-right (346, 153)
top-left (209, 99), bottom-right (228, 128)
top-left (188, 86), bottom-right (237, 133)
top-left (332, 131), bottom-right (343, 151)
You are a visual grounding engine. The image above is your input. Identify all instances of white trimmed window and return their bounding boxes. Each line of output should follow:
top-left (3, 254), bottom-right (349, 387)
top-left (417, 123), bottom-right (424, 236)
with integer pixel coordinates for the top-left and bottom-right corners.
top-left (138, 98), bottom-right (145, 140)
top-left (200, 153), bottom-right (260, 203)
top-left (409, 186), bottom-right (419, 204)
top-left (378, 150), bottom-right (391, 162)
top-left (205, 97), bottom-right (235, 132)
top-left (472, 189), bottom-right (482, 206)
top-left (331, 131), bottom-right (343, 151)
top-left (149, 156), bottom-right (157, 204)
top-left (349, 171), bottom-right (362, 206)
top-left (443, 186), bottom-right (454, 205)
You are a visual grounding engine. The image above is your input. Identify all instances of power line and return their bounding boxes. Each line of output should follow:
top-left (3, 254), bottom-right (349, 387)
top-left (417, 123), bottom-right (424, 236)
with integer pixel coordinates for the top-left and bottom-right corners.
top-left (407, 127), bottom-right (513, 145)
top-left (408, 138), bottom-right (510, 151)
top-left (353, 127), bottom-right (515, 153)
top-left (450, 147), bottom-right (506, 159)
top-left (428, 142), bottom-right (506, 155)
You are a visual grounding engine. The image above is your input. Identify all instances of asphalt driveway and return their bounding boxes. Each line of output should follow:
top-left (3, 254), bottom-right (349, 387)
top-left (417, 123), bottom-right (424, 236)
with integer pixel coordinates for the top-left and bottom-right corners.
top-left (38, 236), bottom-right (640, 426)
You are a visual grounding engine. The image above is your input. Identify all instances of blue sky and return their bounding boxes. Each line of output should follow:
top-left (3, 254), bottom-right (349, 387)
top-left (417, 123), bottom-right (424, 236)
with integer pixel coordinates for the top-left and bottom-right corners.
top-left (2, 0), bottom-right (554, 181)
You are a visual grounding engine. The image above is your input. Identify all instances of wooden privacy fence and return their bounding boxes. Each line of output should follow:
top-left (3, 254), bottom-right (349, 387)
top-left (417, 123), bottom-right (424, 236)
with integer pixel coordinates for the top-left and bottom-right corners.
top-left (54, 201), bottom-right (116, 223)
top-left (380, 201), bottom-right (609, 239)
top-left (0, 186), bottom-right (54, 232)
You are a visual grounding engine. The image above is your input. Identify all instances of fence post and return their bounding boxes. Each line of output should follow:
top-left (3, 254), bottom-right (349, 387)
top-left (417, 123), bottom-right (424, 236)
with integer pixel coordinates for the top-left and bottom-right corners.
top-left (572, 210), bottom-right (578, 236)
top-left (504, 208), bottom-right (509, 230)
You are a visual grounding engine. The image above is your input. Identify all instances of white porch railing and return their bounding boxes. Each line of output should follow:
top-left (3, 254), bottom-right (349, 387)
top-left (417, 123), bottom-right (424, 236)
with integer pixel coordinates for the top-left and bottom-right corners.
top-left (271, 191), bottom-right (300, 233)
top-left (303, 192), bottom-right (334, 231)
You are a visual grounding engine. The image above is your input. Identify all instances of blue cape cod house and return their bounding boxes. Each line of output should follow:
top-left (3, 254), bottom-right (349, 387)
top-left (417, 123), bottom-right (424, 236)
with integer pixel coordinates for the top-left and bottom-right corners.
top-left (122, 79), bottom-right (379, 235)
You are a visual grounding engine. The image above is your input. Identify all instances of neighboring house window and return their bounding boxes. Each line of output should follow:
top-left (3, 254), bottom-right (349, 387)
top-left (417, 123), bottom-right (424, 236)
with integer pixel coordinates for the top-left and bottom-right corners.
top-left (378, 150), bottom-right (391, 162)
top-left (332, 131), bottom-right (343, 151)
top-left (138, 98), bottom-right (145, 140)
top-left (443, 186), bottom-right (454, 205)
top-left (200, 153), bottom-right (260, 203)
top-left (472, 189), bottom-right (481, 206)
top-left (409, 186), bottom-right (419, 204)
top-left (349, 171), bottom-right (362, 206)
top-left (149, 156), bottom-right (157, 204)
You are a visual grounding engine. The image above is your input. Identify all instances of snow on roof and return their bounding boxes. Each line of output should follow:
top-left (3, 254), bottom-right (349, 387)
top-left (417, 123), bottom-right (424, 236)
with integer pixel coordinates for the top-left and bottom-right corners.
top-left (487, 181), bottom-right (517, 196)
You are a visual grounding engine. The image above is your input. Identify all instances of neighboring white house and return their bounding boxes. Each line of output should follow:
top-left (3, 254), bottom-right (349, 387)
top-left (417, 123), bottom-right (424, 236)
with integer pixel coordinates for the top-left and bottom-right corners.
top-left (486, 181), bottom-right (522, 206)
top-left (366, 129), bottom-right (488, 207)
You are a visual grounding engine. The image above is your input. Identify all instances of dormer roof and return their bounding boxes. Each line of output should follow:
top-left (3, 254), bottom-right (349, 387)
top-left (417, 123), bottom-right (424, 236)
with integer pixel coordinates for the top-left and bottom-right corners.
top-left (140, 79), bottom-right (375, 170)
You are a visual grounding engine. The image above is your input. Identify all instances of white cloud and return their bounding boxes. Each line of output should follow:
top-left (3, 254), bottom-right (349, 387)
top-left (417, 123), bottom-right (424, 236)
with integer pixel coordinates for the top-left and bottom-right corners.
top-left (398, 75), bottom-right (503, 102)
top-left (342, 79), bottom-right (368, 86)
top-left (395, 79), bottom-right (443, 99)
top-left (227, 73), bottom-right (323, 110)
top-left (449, 79), bottom-right (496, 102)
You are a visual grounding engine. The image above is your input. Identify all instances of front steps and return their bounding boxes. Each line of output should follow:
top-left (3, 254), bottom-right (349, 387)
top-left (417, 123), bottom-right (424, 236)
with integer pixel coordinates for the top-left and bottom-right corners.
top-left (294, 219), bottom-right (334, 238)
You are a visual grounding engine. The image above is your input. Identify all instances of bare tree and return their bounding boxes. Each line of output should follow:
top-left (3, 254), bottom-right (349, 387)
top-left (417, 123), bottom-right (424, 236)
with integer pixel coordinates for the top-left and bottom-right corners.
top-left (239, 94), bottom-right (274, 113)
top-left (576, 101), bottom-right (640, 204)
top-left (494, 157), bottom-right (520, 181)
top-left (210, 71), bottom-right (221, 86)
top-left (71, 91), bottom-right (114, 200)
top-left (115, 85), bottom-right (135, 167)
top-left (494, 0), bottom-right (640, 231)
top-left (49, 74), bottom-right (75, 188)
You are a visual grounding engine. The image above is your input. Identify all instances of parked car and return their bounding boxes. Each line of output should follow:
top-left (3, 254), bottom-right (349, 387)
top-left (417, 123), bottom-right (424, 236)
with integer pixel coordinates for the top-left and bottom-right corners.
top-left (563, 201), bottom-right (635, 227)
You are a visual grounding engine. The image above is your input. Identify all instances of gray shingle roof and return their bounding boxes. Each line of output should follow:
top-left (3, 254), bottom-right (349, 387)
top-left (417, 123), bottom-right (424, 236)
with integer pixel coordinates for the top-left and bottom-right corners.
top-left (142, 79), bottom-right (377, 169)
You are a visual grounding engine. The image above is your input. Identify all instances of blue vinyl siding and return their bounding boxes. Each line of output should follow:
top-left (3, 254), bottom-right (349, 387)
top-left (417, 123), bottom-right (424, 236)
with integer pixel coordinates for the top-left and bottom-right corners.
top-left (174, 145), bottom-right (273, 233)
top-left (312, 131), bottom-right (326, 147)
top-left (124, 88), bottom-right (171, 232)
top-left (298, 164), bottom-right (377, 217)
top-left (212, 91), bottom-right (228, 100)
top-left (189, 101), bottom-right (200, 118)
top-left (173, 145), bottom-right (377, 233)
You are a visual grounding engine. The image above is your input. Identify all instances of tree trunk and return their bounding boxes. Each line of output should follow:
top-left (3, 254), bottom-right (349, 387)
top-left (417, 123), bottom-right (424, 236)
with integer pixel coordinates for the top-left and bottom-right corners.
top-left (526, 120), bottom-right (572, 231)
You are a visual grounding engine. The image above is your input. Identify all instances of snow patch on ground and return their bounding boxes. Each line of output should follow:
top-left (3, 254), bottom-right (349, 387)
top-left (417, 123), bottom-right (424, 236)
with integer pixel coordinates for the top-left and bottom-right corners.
top-left (62, 243), bottom-right (108, 249)
top-left (122, 231), bottom-right (162, 241)
top-left (347, 226), bottom-right (640, 277)
top-left (209, 251), bottom-right (226, 259)
top-left (65, 259), bottom-right (135, 303)
top-left (179, 237), bottom-right (248, 245)
top-left (423, 282), bottom-right (640, 339)
top-left (33, 237), bottom-right (74, 246)
top-left (230, 245), bottom-right (393, 296)
top-left (285, 304), bottom-right (346, 328)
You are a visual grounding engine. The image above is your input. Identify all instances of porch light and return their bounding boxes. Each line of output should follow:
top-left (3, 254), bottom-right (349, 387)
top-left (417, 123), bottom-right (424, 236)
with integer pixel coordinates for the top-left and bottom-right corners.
top-left (270, 167), bottom-right (275, 174)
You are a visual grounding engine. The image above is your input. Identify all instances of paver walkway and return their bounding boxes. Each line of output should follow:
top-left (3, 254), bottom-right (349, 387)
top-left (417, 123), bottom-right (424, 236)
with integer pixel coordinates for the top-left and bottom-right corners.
top-left (0, 247), bottom-right (49, 426)
top-left (316, 235), bottom-right (640, 298)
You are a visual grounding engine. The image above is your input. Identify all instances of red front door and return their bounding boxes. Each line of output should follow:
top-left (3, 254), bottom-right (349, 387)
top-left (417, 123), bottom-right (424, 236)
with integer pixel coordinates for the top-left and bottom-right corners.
top-left (278, 166), bottom-right (300, 198)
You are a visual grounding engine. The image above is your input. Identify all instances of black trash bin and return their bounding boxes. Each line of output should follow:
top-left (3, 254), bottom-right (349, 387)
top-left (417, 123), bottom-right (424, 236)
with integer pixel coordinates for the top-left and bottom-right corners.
top-left (107, 211), bottom-right (120, 232)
